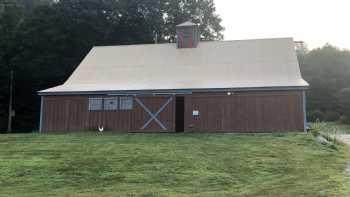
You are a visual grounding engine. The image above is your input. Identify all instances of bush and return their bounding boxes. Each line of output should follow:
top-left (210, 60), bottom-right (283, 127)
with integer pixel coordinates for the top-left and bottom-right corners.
top-left (309, 127), bottom-right (320, 137)
top-left (308, 121), bottom-right (326, 136)
top-left (340, 116), bottom-right (350, 124)
top-left (324, 111), bottom-right (340, 122)
top-left (308, 110), bottom-right (325, 122)
top-left (337, 88), bottom-right (350, 124)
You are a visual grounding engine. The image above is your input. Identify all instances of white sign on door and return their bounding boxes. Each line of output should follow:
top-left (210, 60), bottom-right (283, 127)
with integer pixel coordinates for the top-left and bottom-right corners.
top-left (192, 110), bottom-right (200, 116)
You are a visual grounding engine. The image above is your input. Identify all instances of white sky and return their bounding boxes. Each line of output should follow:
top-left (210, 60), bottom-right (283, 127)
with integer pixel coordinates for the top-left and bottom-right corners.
top-left (214, 0), bottom-right (350, 50)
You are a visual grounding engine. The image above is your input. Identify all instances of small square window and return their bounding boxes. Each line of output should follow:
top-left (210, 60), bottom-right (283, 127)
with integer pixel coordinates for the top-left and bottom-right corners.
top-left (120, 97), bottom-right (133, 110)
top-left (88, 98), bottom-right (103, 111)
top-left (104, 97), bottom-right (118, 110)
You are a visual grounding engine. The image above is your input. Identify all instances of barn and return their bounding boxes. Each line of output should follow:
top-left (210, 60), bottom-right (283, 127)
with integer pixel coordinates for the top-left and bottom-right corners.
top-left (38, 21), bottom-right (309, 133)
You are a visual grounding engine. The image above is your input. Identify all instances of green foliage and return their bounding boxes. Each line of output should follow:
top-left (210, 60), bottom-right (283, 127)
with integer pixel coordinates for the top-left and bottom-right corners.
top-left (308, 122), bottom-right (340, 147)
top-left (307, 110), bottom-right (325, 122)
top-left (0, 0), bottom-right (25, 131)
top-left (308, 121), bottom-right (325, 136)
top-left (340, 116), bottom-right (350, 124)
top-left (299, 44), bottom-right (350, 124)
top-left (309, 127), bottom-right (320, 137)
top-left (300, 45), bottom-right (350, 114)
top-left (325, 111), bottom-right (341, 122)
top-left (17, 0), bottom-right (53, 11)
top-left (0, 133), bottom-right (349, 196)
top-left (311, 122), bottom-right (350, 135)
top-left (161, 0), bottom-right (224, 41)
top-left (337, 88), bottom-right (350, 123)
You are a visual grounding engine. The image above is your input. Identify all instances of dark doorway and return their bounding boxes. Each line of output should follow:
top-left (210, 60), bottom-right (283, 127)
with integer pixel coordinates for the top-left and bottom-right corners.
top-left (175, 97), bottom-right (185, 132)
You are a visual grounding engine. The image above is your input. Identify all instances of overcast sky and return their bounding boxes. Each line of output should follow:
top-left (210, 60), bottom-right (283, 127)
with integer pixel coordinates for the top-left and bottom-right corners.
top-left (214, 0), bottom-right (350, 50)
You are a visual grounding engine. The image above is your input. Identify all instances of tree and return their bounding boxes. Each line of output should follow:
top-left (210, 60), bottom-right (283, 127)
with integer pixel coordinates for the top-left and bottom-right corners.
top-left (337, 88), bottom-right (350, 123)
top-left (113, 0), bottom-right (224, 43)
top-left (300, 44), bottom-right (350, 114)
top-left (18, 0), bottom-right (53, 11)
top-left (159, 0), bottom-right (224, 41)
top-left (0, 0), bottom-right (24, 132)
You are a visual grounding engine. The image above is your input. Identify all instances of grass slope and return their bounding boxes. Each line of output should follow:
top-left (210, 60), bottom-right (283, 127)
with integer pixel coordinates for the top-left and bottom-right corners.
top-left (0, 133), bottom-right (349, 197)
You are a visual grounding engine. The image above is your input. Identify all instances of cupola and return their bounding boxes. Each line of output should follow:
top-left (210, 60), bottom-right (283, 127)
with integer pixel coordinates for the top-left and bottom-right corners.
top-left (176, 21), bottom-right (200, 48)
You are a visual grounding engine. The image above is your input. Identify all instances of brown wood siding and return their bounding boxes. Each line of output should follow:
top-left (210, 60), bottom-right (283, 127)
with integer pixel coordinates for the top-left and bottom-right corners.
top-left (41, 91), bottom-right (305, 133)
top-left (42, 96), bottom-right (175, 132)
top-left (184, 91), bottom-right (304, 132)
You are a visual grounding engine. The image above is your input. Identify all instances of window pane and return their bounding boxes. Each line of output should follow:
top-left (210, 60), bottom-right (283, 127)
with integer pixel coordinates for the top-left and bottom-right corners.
top-left (120, 97), bottom-right (133, 110)
top-left (89, 98), bottom-right (103, 111)
top-left (104, 97), bottom-right (118, 110)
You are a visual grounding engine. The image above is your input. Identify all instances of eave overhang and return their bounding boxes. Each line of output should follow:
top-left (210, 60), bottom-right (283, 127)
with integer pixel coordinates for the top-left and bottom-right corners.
top-left (38, 86), bottom-right (309, 96)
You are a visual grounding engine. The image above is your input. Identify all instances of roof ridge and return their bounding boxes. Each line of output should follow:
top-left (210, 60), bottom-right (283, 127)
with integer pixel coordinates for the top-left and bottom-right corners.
top-left (92, 37), bottom-right (294, 49)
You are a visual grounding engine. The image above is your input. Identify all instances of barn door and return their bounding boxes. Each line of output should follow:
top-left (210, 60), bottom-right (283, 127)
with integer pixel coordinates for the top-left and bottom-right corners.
top-left (175, 96), bottom-right (185, 132)
top-left (135, 96), bottom-right (175, 132)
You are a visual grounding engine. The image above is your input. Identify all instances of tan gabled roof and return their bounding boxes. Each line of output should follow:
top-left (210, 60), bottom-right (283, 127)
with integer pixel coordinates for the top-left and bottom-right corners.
top-left (40, 38), bottom-right (308, 94)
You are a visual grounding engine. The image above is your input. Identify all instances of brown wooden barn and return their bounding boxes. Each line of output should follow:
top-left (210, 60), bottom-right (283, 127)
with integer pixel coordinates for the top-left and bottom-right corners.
top-left (38, 21), bottom-right (309, 133)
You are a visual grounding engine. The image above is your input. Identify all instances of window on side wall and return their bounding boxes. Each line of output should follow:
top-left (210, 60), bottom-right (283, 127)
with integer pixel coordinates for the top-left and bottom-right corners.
top-left (104, 97), bottom-right (119, 111)
top-left (120, 97), bottom-right (133, 110)
top-left (88, 98), bottom-right (103, 111)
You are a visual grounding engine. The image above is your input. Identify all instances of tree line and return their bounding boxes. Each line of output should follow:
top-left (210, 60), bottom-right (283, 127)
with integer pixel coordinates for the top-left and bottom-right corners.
top-left (298, 44), bottom-right (350, 123)
top-left (1, 0), bottom-right (350, 132)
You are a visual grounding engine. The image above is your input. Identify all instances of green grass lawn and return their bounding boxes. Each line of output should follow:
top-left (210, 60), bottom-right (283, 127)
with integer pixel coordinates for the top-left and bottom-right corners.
top-left (0, 133), bottom-right (349, 197)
